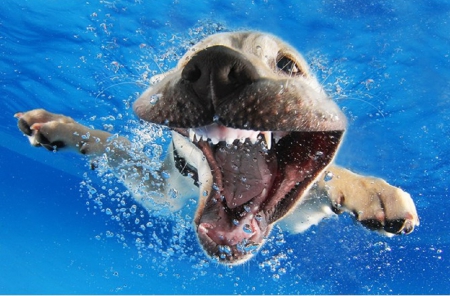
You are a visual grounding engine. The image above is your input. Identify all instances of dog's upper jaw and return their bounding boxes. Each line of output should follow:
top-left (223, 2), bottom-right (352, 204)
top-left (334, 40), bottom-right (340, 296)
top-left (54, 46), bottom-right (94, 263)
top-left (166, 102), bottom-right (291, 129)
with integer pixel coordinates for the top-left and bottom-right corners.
top-left (134, 32), bottom-right (346, 132)
top-left (133, 32), bottom-right (347, 264)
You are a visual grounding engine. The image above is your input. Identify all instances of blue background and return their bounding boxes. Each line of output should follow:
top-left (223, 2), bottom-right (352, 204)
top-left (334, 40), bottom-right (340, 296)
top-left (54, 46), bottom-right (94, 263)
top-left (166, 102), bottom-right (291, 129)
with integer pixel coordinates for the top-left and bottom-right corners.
top-left (1, 0), bottom-right (449, 294)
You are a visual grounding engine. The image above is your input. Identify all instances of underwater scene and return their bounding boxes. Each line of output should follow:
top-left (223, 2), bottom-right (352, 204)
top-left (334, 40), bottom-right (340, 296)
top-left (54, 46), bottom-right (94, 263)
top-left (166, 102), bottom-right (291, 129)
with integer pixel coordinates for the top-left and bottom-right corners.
top-left (1, 0), bottom-right (449, 294)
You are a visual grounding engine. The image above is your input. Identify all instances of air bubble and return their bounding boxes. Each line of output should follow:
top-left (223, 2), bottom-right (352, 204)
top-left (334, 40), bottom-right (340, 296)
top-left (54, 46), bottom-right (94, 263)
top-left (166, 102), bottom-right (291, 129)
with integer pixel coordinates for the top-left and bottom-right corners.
top-left (243, 224), bottom-right (253, 234)
top-left (218, 245), bottom-right (231, 255)
top-left (149, 93), bottom-right (162, 104)
top-left (107, 134), bottom-right (119, 142)
top-left (88, 186), bottom-right (97, 195)
top-left (168, 188), bottom-right (178, 199)
top-left (81, 132), bottom-right (90, 140)
top-left (324, 171), bottom-right (333, 182)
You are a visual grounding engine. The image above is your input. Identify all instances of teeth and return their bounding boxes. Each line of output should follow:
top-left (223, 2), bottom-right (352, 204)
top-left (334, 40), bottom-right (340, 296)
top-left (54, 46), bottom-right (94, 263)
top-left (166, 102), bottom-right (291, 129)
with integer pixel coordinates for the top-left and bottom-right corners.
top-left (248, 133), bottom-right (257, 144)
top-left (186, 124), bottom-right (281, 149)
top-left (273, 131), bottom-right (288, 144)
top-left (189, 129), bottom-right (195, 142)
top-left (262, 131), bottom-right (272, 150)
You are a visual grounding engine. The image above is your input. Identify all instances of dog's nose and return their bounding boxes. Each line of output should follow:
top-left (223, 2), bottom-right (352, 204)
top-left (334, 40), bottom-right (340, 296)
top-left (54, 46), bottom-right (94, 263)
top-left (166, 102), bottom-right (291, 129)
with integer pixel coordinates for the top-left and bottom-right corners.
top-left (182, 45), bottom-right (259, 102)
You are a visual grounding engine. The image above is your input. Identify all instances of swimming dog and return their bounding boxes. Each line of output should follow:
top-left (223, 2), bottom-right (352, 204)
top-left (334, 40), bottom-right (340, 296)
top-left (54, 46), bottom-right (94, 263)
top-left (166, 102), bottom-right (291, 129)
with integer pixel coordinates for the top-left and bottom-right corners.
top-left (16, 31), bottom-right (419, 264)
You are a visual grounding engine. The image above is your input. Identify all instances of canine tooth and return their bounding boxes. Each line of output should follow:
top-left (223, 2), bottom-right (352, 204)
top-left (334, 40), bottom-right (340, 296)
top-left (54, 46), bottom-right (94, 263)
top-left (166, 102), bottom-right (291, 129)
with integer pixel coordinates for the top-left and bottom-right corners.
top-left (189, 129), bottom-right (195, 142)
top-left (262, 132), bottom-right (272, 149)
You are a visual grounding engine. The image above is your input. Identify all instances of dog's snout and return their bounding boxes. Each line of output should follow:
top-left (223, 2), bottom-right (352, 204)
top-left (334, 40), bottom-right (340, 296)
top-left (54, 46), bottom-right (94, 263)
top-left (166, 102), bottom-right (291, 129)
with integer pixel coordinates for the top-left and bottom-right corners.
top-left (182, 45), bottom-right (258, 102)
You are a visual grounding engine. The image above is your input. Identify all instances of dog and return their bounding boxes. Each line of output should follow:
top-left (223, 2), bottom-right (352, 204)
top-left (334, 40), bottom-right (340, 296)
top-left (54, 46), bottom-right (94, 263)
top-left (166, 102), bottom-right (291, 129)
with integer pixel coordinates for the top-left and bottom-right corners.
top-left (15, 31), bottom-right (419, 265)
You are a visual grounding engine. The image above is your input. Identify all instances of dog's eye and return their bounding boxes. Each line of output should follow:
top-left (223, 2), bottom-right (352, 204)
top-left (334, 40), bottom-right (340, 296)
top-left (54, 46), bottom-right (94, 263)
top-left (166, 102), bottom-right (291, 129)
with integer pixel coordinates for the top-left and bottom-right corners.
top-left (276, 56), bottom-right (303, 76)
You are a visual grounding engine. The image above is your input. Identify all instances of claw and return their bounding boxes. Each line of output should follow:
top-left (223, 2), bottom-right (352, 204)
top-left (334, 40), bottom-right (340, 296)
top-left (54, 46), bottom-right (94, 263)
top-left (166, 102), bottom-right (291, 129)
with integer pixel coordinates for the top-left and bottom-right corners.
top-left (18, 118), bottom-right (33, 136)
top-left (384, 219), bottom-right (406, 234)
top-left (402, 219), bottom-right (415, 234)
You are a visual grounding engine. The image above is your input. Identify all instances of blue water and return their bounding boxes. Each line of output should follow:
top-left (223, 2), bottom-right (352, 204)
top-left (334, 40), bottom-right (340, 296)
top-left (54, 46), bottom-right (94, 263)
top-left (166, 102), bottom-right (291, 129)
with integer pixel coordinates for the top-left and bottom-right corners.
top-left (1, 0), bottom-right (450, 294)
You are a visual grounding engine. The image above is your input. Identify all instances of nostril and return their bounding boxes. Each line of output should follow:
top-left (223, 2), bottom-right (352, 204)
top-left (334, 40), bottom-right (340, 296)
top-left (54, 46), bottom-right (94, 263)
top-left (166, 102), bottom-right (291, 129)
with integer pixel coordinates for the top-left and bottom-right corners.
top-left (227, 66), bottom-right (239, 84)
top-left (227, 64), bottom-right (252, 85)
top-left (181, 46), bottom-right (259, 101)
top-left (182, 63), bottom-right (202, 82)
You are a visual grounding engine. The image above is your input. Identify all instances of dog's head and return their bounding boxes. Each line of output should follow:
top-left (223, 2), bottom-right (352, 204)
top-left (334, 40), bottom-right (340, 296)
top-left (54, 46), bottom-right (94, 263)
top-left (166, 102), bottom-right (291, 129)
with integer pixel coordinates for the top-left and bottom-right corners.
top-left (134, 32), bottom-right (346, 264)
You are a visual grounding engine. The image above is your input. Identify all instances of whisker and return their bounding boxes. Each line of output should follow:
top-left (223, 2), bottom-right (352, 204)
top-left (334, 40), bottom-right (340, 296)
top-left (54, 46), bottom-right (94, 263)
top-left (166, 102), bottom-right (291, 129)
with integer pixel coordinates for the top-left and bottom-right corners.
top-left (95, 81), bottom-right (150, 100)
top-left (336, 96), bottom-right (386, 118)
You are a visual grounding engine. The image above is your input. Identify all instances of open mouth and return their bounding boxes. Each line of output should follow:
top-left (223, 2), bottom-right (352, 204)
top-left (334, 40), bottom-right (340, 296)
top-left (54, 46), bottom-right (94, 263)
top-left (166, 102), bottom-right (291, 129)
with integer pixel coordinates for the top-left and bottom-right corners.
top-left (173, 124), bottom-right (343, 264)
top-left (132, 36), bottom-right (348, 264)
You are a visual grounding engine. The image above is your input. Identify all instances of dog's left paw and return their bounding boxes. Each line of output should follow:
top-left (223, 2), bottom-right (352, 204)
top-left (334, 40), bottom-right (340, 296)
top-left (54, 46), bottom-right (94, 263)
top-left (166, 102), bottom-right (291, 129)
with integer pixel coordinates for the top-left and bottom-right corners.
top-left (321, 167), bottom-right (419, 236)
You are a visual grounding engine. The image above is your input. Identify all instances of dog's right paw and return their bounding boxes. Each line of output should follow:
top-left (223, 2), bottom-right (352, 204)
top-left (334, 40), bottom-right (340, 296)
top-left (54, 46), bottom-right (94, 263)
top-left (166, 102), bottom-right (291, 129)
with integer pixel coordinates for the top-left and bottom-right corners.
top-left (15, 109), bottom-right (77, 150)
top-left (15, 109), bottom-right (116, 155)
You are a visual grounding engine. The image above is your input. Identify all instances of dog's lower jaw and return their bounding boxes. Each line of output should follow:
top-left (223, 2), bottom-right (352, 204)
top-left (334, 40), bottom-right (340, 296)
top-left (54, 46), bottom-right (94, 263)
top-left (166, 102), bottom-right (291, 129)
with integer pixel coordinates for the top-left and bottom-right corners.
top-left (197, 212), bottom-right (271, 265)
top-left (172, 126), bottom-right (344, 264)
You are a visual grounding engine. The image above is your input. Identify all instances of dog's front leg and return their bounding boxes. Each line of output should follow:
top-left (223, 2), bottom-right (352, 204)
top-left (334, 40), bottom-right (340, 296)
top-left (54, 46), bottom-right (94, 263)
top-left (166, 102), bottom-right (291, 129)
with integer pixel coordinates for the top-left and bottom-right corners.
top-left (318, 165), bottom-right (419, 235)
top-left (280, 165), bottom-right (419, 235)
top-left (15, 109), bottom-right (194, 213)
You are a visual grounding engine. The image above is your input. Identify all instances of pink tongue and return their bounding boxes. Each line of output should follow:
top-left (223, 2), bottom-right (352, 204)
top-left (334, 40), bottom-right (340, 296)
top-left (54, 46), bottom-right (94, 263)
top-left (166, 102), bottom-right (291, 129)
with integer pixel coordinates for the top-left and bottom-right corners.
top-left (214, 142), bottom-right (277, 209)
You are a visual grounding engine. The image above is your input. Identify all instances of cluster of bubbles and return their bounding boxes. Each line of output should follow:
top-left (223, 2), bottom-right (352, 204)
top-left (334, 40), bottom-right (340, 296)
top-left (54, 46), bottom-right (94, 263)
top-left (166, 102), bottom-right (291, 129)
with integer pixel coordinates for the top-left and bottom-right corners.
top-left (257, 226), bottom-right (292, 282)
top-left (79, 118), bottom-right (198, 261)
top-left (77, 16), bottom-right (227, 263)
